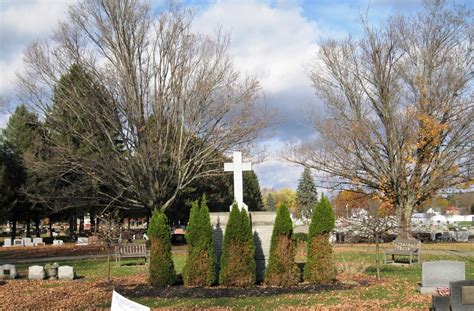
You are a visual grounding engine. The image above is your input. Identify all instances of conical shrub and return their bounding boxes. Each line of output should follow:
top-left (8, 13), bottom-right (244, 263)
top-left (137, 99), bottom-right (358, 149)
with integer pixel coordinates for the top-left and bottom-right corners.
top-left (265, 203), bottom-right (299, 286)
top-left (304, 194), bottom-right (336, 283)
top-left (183, 194), bottom-right (216, 287)
top-left (148, 209), bottom-right (176, 287)
top-left (219, 203), bottom-right (256, 286)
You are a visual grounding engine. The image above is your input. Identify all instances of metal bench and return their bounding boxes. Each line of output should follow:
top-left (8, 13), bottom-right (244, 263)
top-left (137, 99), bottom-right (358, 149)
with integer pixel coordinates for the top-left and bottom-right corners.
top-left (115, 243), bottom-right (148, 265)
top-left (384, 238), bottom-right (421, 265)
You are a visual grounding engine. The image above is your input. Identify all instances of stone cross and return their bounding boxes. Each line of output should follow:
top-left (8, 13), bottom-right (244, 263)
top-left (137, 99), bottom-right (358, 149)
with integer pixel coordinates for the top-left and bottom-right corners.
top-left (224, 151), bottom-right (252, 211)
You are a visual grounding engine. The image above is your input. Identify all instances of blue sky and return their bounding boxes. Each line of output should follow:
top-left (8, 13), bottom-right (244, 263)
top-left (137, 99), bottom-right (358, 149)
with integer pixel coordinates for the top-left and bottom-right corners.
top-left (1, 0), bottom-right (472, 190)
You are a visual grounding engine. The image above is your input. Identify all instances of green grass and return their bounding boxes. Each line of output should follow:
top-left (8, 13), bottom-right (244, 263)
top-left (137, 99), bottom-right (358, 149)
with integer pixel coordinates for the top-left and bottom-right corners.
top-left (5, 244), bottom-right (474, 310)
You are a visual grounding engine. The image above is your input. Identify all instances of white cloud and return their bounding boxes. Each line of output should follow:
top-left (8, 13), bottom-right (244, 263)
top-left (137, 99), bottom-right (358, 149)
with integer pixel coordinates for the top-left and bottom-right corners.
top-left (193, 0), bottom-right (319, 93)
top-left (0, 0), bottom-right (74, 95)
top-left (0, 0), bottom-right (73, 38)
top-left (193, 0), bottom-right (321, 189)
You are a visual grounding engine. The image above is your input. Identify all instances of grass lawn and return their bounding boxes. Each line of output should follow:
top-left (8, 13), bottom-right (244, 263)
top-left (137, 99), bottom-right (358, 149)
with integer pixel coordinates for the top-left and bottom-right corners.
top-left (0, 243), bottom-right (472, 310)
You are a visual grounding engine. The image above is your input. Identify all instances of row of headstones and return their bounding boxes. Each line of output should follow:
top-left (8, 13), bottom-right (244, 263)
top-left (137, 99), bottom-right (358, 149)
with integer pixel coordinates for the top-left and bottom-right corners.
top-left (3, 237), bottom-right (46, 247)
top-left (0, 264), bottom-right (75, 280)
top-left (2, 237), bottom-right (90, 247)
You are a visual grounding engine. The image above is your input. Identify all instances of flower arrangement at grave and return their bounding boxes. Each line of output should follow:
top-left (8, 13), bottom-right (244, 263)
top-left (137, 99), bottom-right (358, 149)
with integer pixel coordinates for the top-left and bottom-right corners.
top-left (219, 203), bottom-right (256, 287)
top-left (304, 194), bottom-right (337, 283)
top-left (183, 194), bottom-right (216, 287)
top-left (265, 202), bottom-right (300, 286)
top-left (148, 209), bottom-right (176, 287)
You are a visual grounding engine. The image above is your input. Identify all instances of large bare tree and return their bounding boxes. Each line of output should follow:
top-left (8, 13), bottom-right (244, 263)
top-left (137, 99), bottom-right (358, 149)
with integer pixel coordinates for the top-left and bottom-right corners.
top-left (287, 1), bottom-right (472, 238)
top-left (18, 0), bottom-right (269, 214)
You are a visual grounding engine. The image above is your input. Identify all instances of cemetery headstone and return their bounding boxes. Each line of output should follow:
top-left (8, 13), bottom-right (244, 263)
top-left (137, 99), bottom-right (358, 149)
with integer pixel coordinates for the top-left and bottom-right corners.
top-left (58, 266), bottom-right (75, 280)
top-left (420, 261), bottom-right (465, 294)
top-left (33, 237), bottom-right (45, 246)
top-left (0, 264), bottom-right (18, 279)
top-left (455, 231), bottom-right (469, 242)
top-left (13, 239), bottom-right (23, 246)
top-left (22, 237), bottom-right (34, 247)
top-left (450, 280), bottom-right (474, 310)
top-left (76, 237), bottom-right (89, 245)
top-left (53, 239), bottom-right (64, 245)
top-left (28, 265), bottom-right (46, 280)
top-left (3, 239), bottom-right (12, 247)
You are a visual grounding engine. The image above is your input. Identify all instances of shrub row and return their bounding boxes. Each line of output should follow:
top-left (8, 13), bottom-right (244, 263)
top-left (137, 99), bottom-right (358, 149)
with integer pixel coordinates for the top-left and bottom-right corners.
top-left (147, 194), bottom-right (336, 287)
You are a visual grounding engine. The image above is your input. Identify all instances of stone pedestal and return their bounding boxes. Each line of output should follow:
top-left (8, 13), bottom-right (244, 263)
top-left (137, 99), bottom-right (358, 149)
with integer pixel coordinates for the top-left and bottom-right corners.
top-left (210, 211), bottom-right (276, 283)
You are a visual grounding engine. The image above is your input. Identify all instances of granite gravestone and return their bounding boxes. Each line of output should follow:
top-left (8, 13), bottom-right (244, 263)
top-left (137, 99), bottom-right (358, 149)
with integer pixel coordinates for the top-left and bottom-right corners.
top-left (420, 261), bottom-right (465, 294)
top-left (58, 266), bottom-right (75, 280)
top-left (0, 264), bottom-right (18, 279)
top-left (450, 280), bottom-right (474, 310)
top-left (28, 265), bottom-right (46, 280)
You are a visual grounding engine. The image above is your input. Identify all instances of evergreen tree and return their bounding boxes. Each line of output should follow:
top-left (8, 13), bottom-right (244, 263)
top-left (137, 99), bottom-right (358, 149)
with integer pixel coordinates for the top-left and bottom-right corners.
top-left (265, 203), bottom-right (299, 286)
top-left (296, 168), bottom-right (318, 220)
top-left (148, 209), bottom-right (176, 287)
top-left (219, 203), bottom-right (256, 286)
top-left (304, 194), bottom-right (336, 283)
top-left (0, 105), bottom-right (39, 241)
top-left (183, 194), bottom-right (216, 287)
top-left (265, 193), bottom-right (276, 211)
top-left (243, 171), bottom-right (264, 211)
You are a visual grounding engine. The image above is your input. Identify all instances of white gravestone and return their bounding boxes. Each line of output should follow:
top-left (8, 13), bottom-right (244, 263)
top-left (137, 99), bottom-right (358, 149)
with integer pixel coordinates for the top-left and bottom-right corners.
top-left (3, 239), bottom-right (12, 247)
top-left (28, 265), bottom-right (46, 280)
top-left (58, 266), bottom-right (75, 280)
top-left (111, 290), bottom-right (150, 311)
top-left (76, 237), bottom-right (89, 245)
top-left (224, 151), bottom-right (252, 211)
top-left (419, 261), bottom-right (465, 294)
top-left (53, 239), bottom-right (64, 245)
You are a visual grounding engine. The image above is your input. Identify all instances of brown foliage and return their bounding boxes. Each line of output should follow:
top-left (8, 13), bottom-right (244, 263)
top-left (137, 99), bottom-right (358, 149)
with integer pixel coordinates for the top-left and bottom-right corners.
top-left (305, 235), bottom-right (336, 284)
top-left (220, 243), bottom-right (255, 287)
top-left (265, 236), bottom-right (300, 286)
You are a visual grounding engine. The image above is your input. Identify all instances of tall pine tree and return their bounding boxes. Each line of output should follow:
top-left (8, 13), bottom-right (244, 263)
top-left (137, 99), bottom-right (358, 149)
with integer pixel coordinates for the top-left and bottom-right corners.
top-left (296, 168), bottom-right (318, 220)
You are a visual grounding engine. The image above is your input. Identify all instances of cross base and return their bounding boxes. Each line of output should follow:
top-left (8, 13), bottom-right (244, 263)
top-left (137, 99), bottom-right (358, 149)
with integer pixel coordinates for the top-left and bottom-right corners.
top-left (230, 202), bottom-right (248, 212)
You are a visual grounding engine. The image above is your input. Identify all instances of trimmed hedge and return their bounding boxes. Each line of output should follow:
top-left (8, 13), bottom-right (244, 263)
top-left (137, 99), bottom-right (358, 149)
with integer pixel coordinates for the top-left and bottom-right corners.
top-left (265, 203), bottom-right (299, 286)
top-left (219, 203), bottom-right (256, 287)
top-left (148, 209), bottom-right (176, 287)
top-left (183, 194), bottom-right (216, 287)
top-left (304, 194), bottom-right (336, 283)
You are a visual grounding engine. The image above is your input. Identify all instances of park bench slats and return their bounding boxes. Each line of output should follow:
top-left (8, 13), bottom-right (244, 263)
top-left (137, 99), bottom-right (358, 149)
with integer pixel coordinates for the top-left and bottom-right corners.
top-left (115, 244), bottom-right (148, 265)
top-left (384, 239), bottom-right (420, 265)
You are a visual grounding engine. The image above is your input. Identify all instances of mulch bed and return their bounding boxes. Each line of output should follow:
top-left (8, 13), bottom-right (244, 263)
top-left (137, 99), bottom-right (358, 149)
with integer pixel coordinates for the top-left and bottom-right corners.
top-left (118, 281), bottom-right (359, 299)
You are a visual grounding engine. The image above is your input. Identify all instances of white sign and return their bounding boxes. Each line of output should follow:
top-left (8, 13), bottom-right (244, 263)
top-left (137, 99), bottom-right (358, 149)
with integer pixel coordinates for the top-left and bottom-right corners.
top-left (111, 290), bottom-right (150, 311)
top-left (224, 151), bottom-right (252, 211)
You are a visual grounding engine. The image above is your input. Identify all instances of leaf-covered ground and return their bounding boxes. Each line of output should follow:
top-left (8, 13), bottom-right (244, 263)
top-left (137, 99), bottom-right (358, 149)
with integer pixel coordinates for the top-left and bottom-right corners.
top-left (0, 243), bottom-right (472, 310)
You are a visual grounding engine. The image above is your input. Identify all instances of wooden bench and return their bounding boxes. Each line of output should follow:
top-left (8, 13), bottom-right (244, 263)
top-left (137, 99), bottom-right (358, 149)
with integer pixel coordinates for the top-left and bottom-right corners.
top-left (115, 244), bottom-right (148, 265)
top-left (384, 239), bottom-right (421, 265)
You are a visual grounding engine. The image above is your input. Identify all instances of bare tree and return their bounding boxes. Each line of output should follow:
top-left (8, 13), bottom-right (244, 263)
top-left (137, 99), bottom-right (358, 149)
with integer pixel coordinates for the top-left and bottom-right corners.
top-left (346, 204), bottom-right (397, 280)
top-left (18, 0), bottom-right (270, 214)
top-left (287, 1), bottom-right (473, 238)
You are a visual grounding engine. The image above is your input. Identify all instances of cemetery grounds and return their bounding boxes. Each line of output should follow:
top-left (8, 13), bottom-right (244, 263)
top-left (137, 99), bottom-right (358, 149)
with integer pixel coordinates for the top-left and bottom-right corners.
top-left (0, 242), bottom-right (473, 310)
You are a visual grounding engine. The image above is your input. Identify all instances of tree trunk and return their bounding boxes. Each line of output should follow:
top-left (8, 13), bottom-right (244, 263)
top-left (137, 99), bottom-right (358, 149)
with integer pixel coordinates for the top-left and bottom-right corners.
top-left (79, 216), bottom-right (84, 234)
top-left (10, 219), bottom-right (17, 244)
top-left (375, 232), bottom-right (380, 280)
top-left (49, 220), bottom-right (53, 239)
top-left (69, 215), bottom-right (75, 236)
top-left (34, 215), bottom-right (41, 237)
top-left (397, 202), bottom-right (415, 239)
top-left (26, 218), bottom-right (31, 237)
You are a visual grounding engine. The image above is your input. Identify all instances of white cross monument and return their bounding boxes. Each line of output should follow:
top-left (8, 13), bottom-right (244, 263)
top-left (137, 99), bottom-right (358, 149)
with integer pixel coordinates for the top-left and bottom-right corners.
top-left (224, 151), bottom-right (252, 211)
